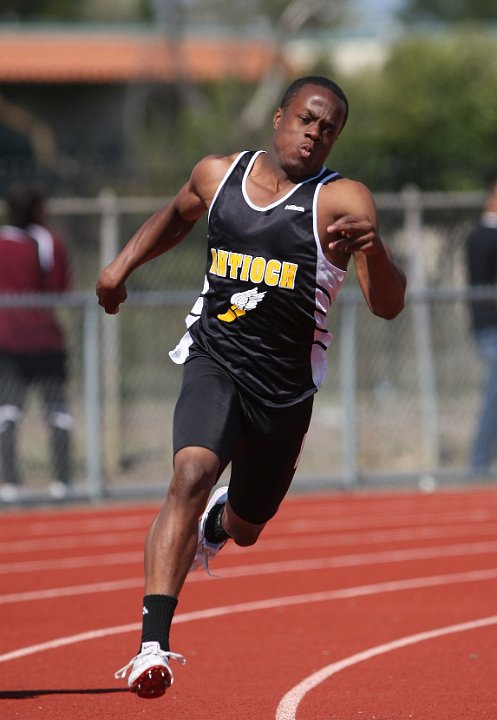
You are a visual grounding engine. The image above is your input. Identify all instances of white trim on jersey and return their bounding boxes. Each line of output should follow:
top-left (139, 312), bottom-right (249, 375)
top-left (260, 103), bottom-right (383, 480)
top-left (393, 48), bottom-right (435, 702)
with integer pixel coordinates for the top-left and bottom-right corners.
top-left (169, 276), bottom-right (209, 364)
top-left (241, 151), bottom-right (329, 212)
top-left (310, 176), bottom-right (347, 389)
top-left (208, 151), bottom-right (249, 223)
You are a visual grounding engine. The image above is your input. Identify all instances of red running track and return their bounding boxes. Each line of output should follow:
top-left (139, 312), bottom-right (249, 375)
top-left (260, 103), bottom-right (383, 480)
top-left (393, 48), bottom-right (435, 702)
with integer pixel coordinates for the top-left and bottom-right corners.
top-left (1, 486), bottom-right (497, 719)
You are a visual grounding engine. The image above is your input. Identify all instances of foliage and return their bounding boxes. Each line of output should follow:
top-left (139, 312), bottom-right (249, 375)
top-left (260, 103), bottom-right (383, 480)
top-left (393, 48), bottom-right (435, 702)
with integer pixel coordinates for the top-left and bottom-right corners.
top-left (0, 0), bottom-right (86, 20)
top-left (379, 29), bottom-right (497, 189)
top-left (86, 26), bottom-right (497, 194)
top-left (0, 0), bottom-right (151, 21)
top-left (330, 28), bottom-right (497, 191)
top-left (126, 79), bottom-right (260, 193)
top-left (4, 3), bottom-right (497, 192)
top-left (399, 0), bottom-right (497, 23)
top-left (0, 0), bottom-right (350, 26)
top-left (186, 0), bottom-right (351, 30)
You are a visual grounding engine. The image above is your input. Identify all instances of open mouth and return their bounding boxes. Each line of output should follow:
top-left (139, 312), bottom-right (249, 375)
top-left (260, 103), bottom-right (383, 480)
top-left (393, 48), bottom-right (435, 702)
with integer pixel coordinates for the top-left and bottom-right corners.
top-left (299, 143), bottom-right (313, 158)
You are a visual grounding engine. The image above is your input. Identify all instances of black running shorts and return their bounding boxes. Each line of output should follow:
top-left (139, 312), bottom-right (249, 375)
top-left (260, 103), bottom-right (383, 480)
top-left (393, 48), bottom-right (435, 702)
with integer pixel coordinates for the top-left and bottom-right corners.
top-left (173, 354), bottom-right (313, 524)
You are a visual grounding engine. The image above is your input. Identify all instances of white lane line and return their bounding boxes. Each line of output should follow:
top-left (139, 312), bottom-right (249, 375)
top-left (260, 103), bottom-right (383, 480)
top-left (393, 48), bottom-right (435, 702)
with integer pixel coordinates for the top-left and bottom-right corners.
top-left (0, 515), bottom-right (153, 538)
top-left (275, 614), bottom-right (497, 720)
top-left (0, 551), bottom-right (143, 574)
top-left (1, 568), bottom-right (497, 662)
top-left (245, 523), bottom-right (497, 555)
top-left (1, 505), bottom-right (494, 542)
top-left (3, 521), bottom-right (497, 556)
top-left (0, 532), bottom-right (147, 554)
top-left (0, 578), bottom-right (144, 604)
top-left (3, 564), bottom-right (497, 607)
top-left (275, 509), bottom-right (494, 533)
top-left (3, 539), bottom-right (497, 577)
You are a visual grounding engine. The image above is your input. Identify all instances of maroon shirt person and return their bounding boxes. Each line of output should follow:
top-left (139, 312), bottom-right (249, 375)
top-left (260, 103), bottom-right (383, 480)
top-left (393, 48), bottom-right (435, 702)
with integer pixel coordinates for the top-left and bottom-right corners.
top-left (0, 183), bottom-right (72, 500)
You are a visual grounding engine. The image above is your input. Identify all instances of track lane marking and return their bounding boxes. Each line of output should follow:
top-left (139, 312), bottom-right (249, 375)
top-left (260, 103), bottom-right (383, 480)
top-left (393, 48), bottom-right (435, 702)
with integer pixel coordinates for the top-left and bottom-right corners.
top-left (1, 506), bottom-right (494, 541)
top-left (3, 521), bottom-right (497, 555)
top-left (1, 568), bottom-right (497, 662)
top-left (2, 539), bottom-right (497, 576)
top-left (275, 614), bottom-right (497, 720)
top-left (3, 563), bottom-right (497, 606)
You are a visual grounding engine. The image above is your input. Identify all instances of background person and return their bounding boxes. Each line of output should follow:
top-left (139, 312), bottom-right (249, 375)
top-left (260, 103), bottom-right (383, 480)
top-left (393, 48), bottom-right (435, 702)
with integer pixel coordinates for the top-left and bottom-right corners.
top-left (465, 177), bottom-right (497, 476)
top-left (0, 182), bottom-right (73, 501)
top-left (97, 76), bottom-right (406, 700)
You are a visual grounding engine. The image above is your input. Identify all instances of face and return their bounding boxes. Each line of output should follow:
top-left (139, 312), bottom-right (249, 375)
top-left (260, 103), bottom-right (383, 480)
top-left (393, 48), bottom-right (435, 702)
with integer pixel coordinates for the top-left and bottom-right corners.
top-left (271, 84), bottom-right (347, 179)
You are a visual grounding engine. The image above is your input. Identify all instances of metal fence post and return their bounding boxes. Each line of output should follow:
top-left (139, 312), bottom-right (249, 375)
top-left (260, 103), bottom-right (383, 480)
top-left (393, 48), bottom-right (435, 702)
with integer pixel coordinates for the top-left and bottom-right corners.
top-left (98, 188), bottom-right (121, 481)
top-left (83, 296), bottom-right (103, 499)
top-left (403, 185), bottom-right (440, 466)
top-left (340, 290), bottom-right (358, 487)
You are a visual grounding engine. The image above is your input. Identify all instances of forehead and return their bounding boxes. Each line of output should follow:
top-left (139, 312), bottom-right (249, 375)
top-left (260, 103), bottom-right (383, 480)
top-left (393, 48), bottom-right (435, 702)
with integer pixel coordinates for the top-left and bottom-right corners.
top-left (286, 84), bottom-right (344, 116)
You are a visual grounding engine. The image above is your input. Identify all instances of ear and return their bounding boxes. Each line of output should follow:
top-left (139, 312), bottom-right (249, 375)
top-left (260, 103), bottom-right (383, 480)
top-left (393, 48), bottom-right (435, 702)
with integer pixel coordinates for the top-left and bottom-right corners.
top-left (273, 108), bottom-right (282, 130)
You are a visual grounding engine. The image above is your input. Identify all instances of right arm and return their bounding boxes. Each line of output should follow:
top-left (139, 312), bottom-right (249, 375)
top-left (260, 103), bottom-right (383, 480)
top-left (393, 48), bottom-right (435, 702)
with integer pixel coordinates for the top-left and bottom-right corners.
top-left (96, 154), bottom-right (231, 314)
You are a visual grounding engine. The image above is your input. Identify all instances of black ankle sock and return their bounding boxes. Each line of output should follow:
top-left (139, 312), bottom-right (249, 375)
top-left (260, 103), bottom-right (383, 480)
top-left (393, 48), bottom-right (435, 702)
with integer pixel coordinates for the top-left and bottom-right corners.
top-left (204, 501), bottom-right (231, 543)
top-left (141, 594), bottom-right (178, 652)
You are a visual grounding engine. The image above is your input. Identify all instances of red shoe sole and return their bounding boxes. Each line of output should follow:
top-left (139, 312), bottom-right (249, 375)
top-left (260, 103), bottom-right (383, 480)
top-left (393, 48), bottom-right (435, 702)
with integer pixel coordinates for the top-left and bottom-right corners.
top-left (130, 666), bottom-right (172, 699)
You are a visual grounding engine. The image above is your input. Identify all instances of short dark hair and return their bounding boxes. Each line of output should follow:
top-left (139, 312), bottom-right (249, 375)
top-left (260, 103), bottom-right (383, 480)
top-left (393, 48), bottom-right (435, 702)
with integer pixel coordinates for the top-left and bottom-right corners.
top-left (279, 76), bottom-right (349, 130)
top-left (6, 182), bottom-right (45, 228)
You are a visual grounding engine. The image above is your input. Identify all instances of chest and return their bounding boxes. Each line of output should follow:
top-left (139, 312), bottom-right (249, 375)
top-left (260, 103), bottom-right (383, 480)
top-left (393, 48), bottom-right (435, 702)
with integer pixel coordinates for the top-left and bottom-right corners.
top-left (210, 178), bottom-right (318, 262)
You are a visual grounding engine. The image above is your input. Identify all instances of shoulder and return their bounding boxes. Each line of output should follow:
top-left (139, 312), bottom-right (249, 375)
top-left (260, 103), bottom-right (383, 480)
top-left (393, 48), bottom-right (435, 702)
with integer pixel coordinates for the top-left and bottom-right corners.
top-left (191, 152), bottom-right (242, 186)
top-left (187, 152), bottom-right (243, 206)
top-left (320, 176), bottom-right (375, 205)
top-left (318, 177), bottom-right (378, 222)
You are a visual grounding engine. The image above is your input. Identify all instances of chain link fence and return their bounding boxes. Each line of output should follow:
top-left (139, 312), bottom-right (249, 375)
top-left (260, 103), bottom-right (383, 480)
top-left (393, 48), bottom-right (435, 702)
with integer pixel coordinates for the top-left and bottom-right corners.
top-left (1, 188), bottom-right (495, 504)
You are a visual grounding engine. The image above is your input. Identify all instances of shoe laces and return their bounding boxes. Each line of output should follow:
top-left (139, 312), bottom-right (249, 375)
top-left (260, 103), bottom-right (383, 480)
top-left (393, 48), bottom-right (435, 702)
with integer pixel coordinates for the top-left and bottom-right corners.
top-left (114, 648), bottom-right (186, 680)
top-left (195, 538), bottom-right (227, 577)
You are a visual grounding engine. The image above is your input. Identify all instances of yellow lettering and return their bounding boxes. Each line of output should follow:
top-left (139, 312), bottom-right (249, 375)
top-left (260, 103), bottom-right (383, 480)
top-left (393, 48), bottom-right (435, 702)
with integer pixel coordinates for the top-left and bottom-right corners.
top-left (228, 253), bottom-right (243, 278)
top-left (279, 262), bottom-right (297, 289)
top-left (217, 250), bottom-right (229, 277)
top-left (250, 256), bottom-right (266, 283)
top-left (265, 259), bottom-right (281, 287)
top-left (240, 255), bottom-right (251, 281)
top-left (209, 248), bottom-right (217, 274)
top-left (210, 248), bottom-right (298, 290)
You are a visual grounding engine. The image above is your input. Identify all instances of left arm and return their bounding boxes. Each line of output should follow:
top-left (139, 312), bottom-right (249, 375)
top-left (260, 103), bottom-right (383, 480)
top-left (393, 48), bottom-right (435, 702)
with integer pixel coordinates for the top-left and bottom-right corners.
top-left (325, 181), bottom-right (406, 319)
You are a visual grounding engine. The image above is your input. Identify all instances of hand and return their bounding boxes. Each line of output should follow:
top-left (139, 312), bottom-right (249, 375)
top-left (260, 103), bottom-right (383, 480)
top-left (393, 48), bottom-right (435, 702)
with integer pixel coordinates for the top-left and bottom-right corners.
top-left (327, 215), bottom-right (381, 256)
top-left (96, 270), bottom-right (127, 315)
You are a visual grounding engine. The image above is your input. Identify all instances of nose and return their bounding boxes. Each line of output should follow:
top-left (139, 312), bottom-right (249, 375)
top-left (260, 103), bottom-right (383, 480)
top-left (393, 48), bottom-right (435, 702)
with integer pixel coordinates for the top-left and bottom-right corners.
top-left (305, 122), bottom-right (321, 141)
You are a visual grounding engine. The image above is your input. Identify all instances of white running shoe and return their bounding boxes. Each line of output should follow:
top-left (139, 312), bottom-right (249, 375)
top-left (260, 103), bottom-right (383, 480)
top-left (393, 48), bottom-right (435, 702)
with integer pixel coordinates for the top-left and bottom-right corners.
top-left (114, 641), bottom-right (186, 699)
top-left (190, 485), bottom-right (229, 574)
top-left (0, 484), bottom-right (22, 503)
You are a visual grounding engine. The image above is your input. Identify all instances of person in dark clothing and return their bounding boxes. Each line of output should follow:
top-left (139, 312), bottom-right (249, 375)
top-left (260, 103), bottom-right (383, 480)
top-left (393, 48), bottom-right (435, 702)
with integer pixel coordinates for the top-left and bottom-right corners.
top-left (97, 76), bottom-right (406, 699)
top-left (465, 178), bottom-right (497, 475)
top-left (0, 183), bottom-right (73, 501)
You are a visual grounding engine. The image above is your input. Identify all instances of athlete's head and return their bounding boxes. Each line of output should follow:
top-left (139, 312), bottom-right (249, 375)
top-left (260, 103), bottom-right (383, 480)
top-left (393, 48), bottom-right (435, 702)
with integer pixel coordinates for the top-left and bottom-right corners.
top-left (270, 76), bottom-right (348, 180)
top-left (280, 76), bottom-right (349, 132)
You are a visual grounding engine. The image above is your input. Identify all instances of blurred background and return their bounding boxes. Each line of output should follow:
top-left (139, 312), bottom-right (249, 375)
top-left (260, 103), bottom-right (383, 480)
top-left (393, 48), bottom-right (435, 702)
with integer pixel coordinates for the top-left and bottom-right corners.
top-left (1, 0), bottom-right (497, 503)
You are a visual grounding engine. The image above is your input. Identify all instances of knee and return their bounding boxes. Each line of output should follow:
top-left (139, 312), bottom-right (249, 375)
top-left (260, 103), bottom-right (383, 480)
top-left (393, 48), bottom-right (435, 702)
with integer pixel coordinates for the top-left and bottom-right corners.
top-left (230, 529), bottom-right (261, 547)
top-left (224, 505), bottom-right (265, 547)
top-left (171, 447), bottom-right (219, 502)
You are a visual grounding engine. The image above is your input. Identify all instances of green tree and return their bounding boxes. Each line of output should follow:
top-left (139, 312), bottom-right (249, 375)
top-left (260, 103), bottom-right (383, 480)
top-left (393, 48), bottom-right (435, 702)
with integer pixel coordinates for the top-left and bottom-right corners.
top-left (381, 30), bottom-right (497, 189)
top-left (333, 29), bottom-right (497, 191)
top-left (0, 0), bottom-right (150, 21)
top-left (400, 0), bottom-right (497, 23)
top-left (0, 0), bottom-right (85, 20)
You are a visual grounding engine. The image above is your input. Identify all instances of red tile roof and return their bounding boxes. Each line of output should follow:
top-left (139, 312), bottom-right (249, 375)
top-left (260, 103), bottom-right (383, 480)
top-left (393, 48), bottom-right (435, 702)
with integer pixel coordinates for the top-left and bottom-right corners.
top-left (0, 30), bottom-right (284, 83)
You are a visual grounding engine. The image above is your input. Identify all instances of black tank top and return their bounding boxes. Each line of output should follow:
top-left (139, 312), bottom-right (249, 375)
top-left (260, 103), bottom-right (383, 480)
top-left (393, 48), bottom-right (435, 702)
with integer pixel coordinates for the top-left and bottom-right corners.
top-left (170, 150), bottom-right (347, 406)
